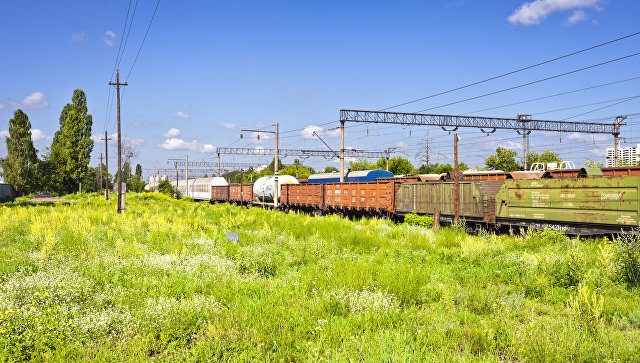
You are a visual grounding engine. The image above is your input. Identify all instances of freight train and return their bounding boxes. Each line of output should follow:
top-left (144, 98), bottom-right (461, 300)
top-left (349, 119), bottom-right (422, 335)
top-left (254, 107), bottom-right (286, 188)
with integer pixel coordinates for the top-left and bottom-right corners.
top-left (203, 167), bottom-right (640, 235)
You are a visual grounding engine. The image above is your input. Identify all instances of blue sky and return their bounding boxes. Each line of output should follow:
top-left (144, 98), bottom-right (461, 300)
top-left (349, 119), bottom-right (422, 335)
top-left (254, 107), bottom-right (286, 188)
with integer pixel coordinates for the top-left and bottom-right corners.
top-left (1, 0), bottom-right (639, 178)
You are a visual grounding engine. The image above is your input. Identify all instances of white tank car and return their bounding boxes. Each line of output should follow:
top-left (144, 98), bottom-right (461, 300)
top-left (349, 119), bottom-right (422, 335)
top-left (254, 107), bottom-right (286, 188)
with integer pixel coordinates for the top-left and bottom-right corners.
top-left (253, 175), bottom-right (298, 202)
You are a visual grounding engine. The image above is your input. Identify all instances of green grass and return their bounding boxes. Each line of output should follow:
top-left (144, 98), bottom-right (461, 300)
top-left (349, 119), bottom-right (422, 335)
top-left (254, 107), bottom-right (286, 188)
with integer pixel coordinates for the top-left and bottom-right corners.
top-left (0, 193), bottom-right (639, 361)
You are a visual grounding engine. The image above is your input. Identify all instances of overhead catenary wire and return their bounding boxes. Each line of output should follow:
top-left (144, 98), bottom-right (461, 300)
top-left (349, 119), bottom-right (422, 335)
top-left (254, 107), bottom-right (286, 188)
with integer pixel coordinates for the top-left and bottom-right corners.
top-left (380, 31), bottom-right (640, 111)
top-left (414, 52), bottom-right (640, 113)
top-left (563, 96), bottom-right (640, 120)
top-left (461, 76), bottom-right (640, 115)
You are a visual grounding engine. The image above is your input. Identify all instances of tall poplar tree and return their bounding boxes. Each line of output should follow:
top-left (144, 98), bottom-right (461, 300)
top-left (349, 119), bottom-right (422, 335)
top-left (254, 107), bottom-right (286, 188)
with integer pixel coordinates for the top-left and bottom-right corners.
top-left (49, 89), bottom-right (94, 193)
top-left (0, 109), bottom-right (39, 195)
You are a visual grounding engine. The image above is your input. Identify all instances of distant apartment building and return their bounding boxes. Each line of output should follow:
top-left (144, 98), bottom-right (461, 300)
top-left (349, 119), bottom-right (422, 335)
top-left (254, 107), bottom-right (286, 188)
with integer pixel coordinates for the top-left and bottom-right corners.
top-left (605, 143), bottom-right (640, 167)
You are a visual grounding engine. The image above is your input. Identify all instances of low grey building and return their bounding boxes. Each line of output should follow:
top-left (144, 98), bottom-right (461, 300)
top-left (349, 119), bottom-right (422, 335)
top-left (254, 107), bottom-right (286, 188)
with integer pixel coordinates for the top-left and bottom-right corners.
top-left (0, 183), bottom-right (15, 199)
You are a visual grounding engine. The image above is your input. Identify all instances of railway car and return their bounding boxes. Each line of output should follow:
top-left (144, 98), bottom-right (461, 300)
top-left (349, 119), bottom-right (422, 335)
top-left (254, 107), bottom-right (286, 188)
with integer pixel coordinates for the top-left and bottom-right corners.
top-left (395, 180), bottom-right (504, 226)
top-left (208, 167), bottom-right (640, 235)
top-left (281, 178), bottom-right (408, 217)
top-left (173, 177), bottom-right (227, 200)
top-left (308, 169), bottom-right (393, 183)
top-left (395, 169), bottom-right (640, 235)
top-left (211, 182), bottom-right (254, 205)
top-left (494, 173), bottom-right (639, 234)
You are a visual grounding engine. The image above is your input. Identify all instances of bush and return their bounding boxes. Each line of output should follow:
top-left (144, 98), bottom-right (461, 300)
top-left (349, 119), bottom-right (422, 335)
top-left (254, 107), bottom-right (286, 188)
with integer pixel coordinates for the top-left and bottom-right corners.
top-left (403, 213), bottom-right (433, 228)
top-left (156, 180), bottom-right (177, 197)
top-left (615, 231), bottom-right (640, 288)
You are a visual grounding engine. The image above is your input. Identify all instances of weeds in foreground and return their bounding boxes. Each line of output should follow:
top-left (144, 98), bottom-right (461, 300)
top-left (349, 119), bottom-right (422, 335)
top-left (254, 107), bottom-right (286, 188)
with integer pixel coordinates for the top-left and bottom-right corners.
top-left (0, 194), bottom-right (638, 361)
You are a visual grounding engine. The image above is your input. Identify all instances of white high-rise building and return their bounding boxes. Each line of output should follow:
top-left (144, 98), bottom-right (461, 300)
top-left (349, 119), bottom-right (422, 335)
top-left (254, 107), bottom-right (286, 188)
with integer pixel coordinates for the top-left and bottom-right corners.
top-left (605, 143), bottom-right (640, 167)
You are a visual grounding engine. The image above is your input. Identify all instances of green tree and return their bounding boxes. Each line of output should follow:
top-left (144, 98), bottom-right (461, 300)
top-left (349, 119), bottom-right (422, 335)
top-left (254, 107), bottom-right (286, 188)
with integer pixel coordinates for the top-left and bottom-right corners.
top-left (322, 166), bottom-right (339, 173)
top-left (156, 179), bottom-right (177, 197)
top-left (527, 150), bottom-right (562, 166)
top-left (128, 177), bottom-right (147, 192)
top-left (348, 159), bottom-right (375, 171)
top-left (374, 157), bottom-right (414, 175)
top-left (417, 163), bottom-right (468, 174)
top-left (0, 109), bottom-right (40, 195)
top-left (583, 160), bottom-right (604, 168)
top-left (485, 148), bottom-right (521, 172)
top-left (48, 89), bottom-right (94, 193)
top-left (135, 164), bottom-right (142, 178)
top-left (122, 162), bottom-right (131, 184)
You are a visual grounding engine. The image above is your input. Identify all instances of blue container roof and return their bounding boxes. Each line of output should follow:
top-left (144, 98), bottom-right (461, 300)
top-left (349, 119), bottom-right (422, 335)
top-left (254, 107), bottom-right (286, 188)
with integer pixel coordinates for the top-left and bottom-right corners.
top-left (308, 169), bottom-right (394, 183)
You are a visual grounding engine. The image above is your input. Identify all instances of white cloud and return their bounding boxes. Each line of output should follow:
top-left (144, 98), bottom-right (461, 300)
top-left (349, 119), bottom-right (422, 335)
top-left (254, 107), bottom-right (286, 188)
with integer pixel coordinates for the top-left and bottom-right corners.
top-left (479, 138), bottom-right (523, 151)
top-left (103, 30), bottom-right (116, 46)
top-left (173, 111), bottom-right (189, 119)
top-left (157, 138), bottom-right (214, 152)
top-left (71, 31), bottom-right (88, 42)
top-left (253, 146), bottom-right (267, 154)
top-left (567, 132), bottom-right (609, 143)
top-left (301, 125), bottom-right (323, 139)
top-left (301, 125), bottom-right (340, 139)
top-left (31, 129), bottom-right (51, 141)
top-left (0, 103), bottom-right (5, 110)
top-left (395, 141), bottom-right (409, 149)
top-left (326, 128), bottom-right (341, 137)
top-left (0, 130), bottom-right (8, 138)
top-left (163, 128), bottom-right (181, 137)
top-left (508, 0), bottom-right (601, 26)
top-left (181, 103), bottom-right (192, 109)
top-left (567, 9), bottom-right (587, 23)
top-left (9, 91), bottom-right (49, 109)
top-left (219, 122), bottom-right (235, 130)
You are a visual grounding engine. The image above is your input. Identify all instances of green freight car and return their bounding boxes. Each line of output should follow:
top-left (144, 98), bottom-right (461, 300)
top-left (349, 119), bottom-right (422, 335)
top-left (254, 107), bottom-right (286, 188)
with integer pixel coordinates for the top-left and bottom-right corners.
top-left (494, 175), bottom-right (639, 234)
top-left (395, 174), bottom-right (640, 235)
top-left (395, 180), bottom-right (504, 227)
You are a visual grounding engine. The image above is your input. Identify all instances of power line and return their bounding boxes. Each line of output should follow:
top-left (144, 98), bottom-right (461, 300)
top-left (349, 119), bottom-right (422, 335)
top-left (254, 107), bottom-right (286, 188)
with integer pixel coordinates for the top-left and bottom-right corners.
top-left (563, 96), bottom-right (640, 120)
top-left (415, 52), bottom-right (640, 113)
top-left (462, 76), bottom-right (640, 115)
top-left (381, 31), bottom-right (640, 111)
top-left (125, 0), bottom-right (161, 81)
top-left (110, 0), bottom-right (133, 80)
top-left (115, 0), bottom-right (140, 70)
top-left (534, 95), bottom-right (640, 116)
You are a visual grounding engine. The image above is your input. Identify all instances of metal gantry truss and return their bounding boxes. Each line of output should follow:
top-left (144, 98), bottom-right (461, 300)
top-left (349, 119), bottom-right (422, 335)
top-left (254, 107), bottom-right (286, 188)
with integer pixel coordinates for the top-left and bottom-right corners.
top-left (339, 109), bottom-right (622, 135)
top-left (339, 109), bottom-right (627, 168)
top-left (215, 147), bottom-right (389, 159)
top-left (167, 160), bottom-right (259, 169)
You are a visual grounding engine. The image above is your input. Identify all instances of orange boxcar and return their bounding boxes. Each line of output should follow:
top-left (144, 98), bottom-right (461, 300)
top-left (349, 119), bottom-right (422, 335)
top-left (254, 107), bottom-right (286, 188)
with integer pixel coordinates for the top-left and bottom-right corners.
top-left (280, 183), bottom-right (323, 208)
top-left (211, 185), bottom-right (229, 202)
top-left (229, 183), bottom-right (253, 203)
top-left (324, 181), bottom-right (397, 213)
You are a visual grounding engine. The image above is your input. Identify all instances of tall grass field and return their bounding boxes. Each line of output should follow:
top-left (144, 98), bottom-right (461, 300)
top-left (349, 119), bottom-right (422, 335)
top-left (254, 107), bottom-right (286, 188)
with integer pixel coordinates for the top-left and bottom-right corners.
top-left (1, 193), bottom-right (639, 361)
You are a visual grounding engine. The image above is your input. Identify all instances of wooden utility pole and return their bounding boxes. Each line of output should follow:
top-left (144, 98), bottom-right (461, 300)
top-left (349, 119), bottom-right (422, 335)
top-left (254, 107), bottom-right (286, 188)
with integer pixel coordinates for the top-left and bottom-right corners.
top-left (174, 162), bottom-right (178, 190)
top-left (185, 154), bottom-right (189, 197)
top-left (109, 69), bottom-right (127, 213)
top-left (454, 133), bottom-right (459, 225)
top-left (101, 131), bottom-right (112, 200)
top-left (274, 122), bottom-right (279, 209)
top-left (99, 154), bottom-right (103, 193)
